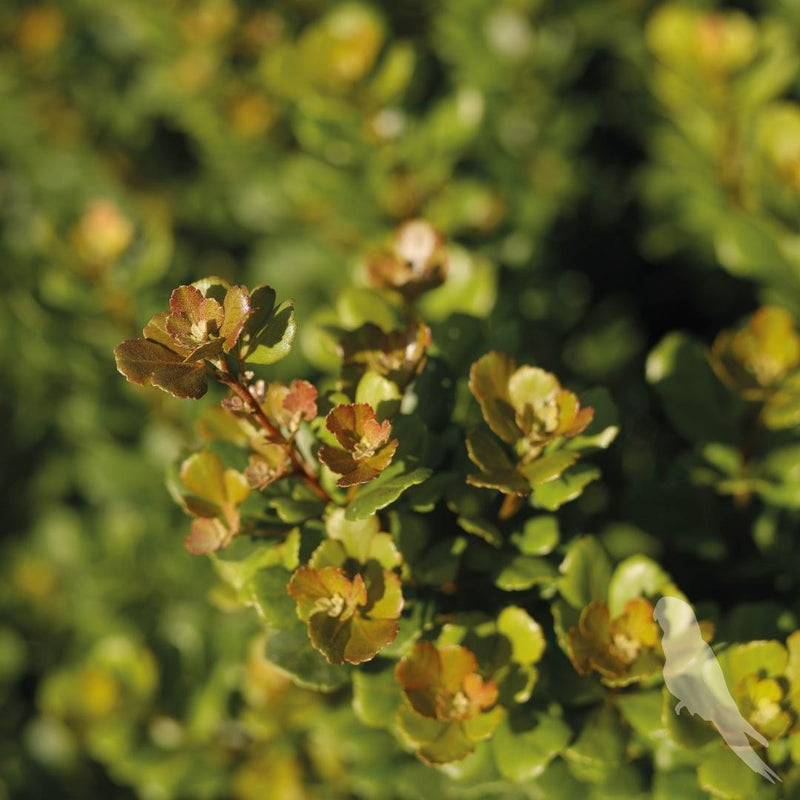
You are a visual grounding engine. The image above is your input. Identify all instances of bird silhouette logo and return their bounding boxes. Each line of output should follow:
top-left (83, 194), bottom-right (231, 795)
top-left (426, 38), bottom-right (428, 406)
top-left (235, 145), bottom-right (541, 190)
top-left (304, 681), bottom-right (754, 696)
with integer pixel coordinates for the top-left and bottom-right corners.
top-left (653, 596), bottom-right (781, 784)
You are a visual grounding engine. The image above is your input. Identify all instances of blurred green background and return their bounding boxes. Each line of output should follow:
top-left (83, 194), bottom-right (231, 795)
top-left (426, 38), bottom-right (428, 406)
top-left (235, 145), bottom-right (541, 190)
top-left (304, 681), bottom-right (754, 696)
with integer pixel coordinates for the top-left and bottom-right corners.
top-left (3, 0), bottom-right (800, 797)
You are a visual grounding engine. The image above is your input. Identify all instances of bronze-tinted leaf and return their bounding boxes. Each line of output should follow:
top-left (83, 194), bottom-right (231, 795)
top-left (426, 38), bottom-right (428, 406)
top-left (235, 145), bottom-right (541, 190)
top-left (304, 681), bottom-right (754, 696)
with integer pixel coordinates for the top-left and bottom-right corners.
top-left (366, 219), bottom-right (448, 299)
top-left (142, 312), bottom-right (192, 356)
top-left (469, 352), bottom-right (521, 444)
top-left (566, 599), bottom-right (662, 687)
top-left (319, 404), bottom-right (398, 487)
top-left (326, 403), bottom-right (393, 451)
top-left (114, 338), bottom-right (208, 399)
top-left (339, 321), bottom-right (432, 389)
top-left (166, 285), bottom-right (225, 351)
top-left (288, 566), bottom-right (403, 665)
top-left (220, 285), bottom-right (252, 351)
top-left (396, 642), bottom-right (497, 722)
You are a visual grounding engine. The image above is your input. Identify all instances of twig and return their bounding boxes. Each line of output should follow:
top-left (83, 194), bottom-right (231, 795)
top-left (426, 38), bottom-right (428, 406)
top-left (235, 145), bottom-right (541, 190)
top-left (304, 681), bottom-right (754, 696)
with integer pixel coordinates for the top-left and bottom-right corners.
top-left (214, 361), bottom-right (334, 503)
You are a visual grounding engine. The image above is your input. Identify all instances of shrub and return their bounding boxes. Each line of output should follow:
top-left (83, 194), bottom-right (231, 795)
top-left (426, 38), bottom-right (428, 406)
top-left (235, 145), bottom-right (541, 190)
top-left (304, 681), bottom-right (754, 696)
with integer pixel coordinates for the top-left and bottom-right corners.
top-left (5, 1), bottom-right (800, 798)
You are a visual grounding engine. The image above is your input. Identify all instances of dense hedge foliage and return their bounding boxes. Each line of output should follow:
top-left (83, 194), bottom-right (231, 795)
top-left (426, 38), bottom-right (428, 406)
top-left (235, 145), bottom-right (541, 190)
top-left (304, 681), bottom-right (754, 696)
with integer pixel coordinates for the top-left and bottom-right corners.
top-left (5, 1), bottom-right (800, 798)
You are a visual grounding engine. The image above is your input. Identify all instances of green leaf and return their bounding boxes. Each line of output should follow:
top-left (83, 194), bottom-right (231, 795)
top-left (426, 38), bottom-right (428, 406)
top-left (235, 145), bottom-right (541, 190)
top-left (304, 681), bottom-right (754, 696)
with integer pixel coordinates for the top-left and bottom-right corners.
top-left (510, 515), bottom-right (559, 556)
top-left (246, 566), bottom-right (297, 629)
top-left (565, 387), bottom-right (620, 452)
top-left (345, 464), bottom-right (432, 521)
top-left (352, 666), bottom-right (403, 729)
top-left (456, 516), bottom-right (502, 548)
top-left (114, 339), bottom-right (208, 399)
top-left (646, 332), bottom-right (741, 444)
top-left (492, 710), bottom-right (571, 782)
top-left (462, 705), bottom-right (504, 742)
top-left (607, 555), bottom-right (674, 617)
top-left (244, 298), bottom-right (297, 365)
top-left (728, 641), bottom-right (788, 684)
top-left (468, 352), bottom-right (521, 444)
top-left (404, 471), bottom-right (459, 512)
top-left (355, 371), bottom-right (402, 418)
top-left (211, 530), bottom-right (300, 588)
top-left (654, 769), bottom-right (712, 800)
top-left (496, 606), bottom-right (545, 664)
top-left (269, 496), bottom-right (326, 524)
top-left (564, 705), bottom-right (626, 782)
top-left (558, 536), bottom-right (612, 609)
top-left (465, 428), bottom-right (529, 495)
top-left (320, 508), bottom-right (401, 569)
top-left (494, 556), bottom-right (558, 592)
top-left (715, 213), bottom-right (796, 287)
top-left (697, 745), bottom-right (777, 799)
top-left (418, 247), bottom-right (497, 322)
top-left (263, 623), bottom-right (350, 691)
top-left (531, 464), bottom-right (600, 510)
top-left (662, 686), bottom-right (717, 749)
top-left (336, 287), bottom-right (403, 331)
top-left (241, 285), bottom-right (275, 336)
top-left (396, 706), bottom-right (474, 765)
top-left (180, 450), bottom-right (250, 517)
top-left (518, 450), bottom-right (579, 487)
top-left (616, 689), bottom-right (666, 742)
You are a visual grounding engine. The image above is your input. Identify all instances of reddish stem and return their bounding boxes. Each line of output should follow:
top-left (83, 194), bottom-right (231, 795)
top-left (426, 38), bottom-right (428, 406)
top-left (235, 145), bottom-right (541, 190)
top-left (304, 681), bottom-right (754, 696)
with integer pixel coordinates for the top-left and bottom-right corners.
top-left (216, 363), bottom-right (333, 503)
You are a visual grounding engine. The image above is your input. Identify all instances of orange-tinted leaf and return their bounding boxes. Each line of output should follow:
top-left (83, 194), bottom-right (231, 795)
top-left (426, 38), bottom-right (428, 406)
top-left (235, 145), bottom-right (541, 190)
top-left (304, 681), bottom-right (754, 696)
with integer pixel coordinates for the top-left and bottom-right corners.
top-left (283, 380), bottom-right (318, 423)
top-left (184, 518), bottom-right (227, 555)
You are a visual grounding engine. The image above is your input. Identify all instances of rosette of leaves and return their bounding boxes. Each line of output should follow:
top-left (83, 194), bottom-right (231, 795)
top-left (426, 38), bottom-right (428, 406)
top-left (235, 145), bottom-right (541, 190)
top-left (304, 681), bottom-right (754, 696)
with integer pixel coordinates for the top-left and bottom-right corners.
top-left (718, 634), bottom-right (800, 743)
top-left (338, 320), bottom-right (432, 404)
top-left (465, 351), bottom-right (602, 500)
top-left (318, 403), bottom-right (399, 487)
top-left (114, 279), bottom-right (296, 399)
top-left (710, 306), bottom-right (800, 430)
top-left (365, 219), bottom-right (448, 300)
top-left (437, 607), bottom-right (547, 708)
top-left (555, 542), bottom-right (684, 687)
top-left (648, 315), bottom-right (800, 509)
top-left (566, 599), bottom-right (663, 688)
top-left (177, 450), bottom-right (250, 555)
top-left (395, 642), bottom-right (503, 764)
top-left (286, 510), bottom-right (403, 665)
